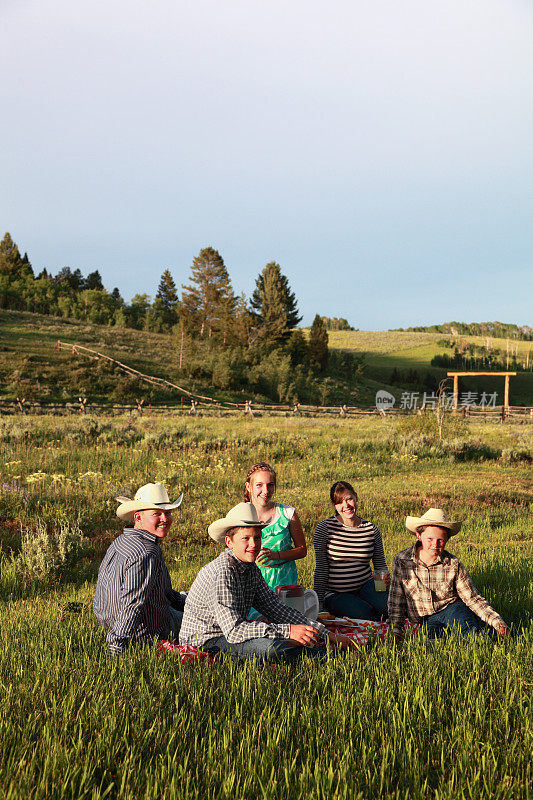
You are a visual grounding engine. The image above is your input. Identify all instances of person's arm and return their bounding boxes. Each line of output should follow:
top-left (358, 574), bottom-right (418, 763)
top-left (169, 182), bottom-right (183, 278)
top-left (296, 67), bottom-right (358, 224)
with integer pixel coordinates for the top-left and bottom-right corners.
top-left (371, 524), bottom-right (389, 584)
top-left (256, 508), bottom-right (307, 563)
top-left (106, 554), bottom-right (158, 655)
top-left (208, 569), bottom-right (296, 643)
top-left (167, 589), bottom-right (187, 612)
top-left (455, 561), bottom-right (508, 633)
top-left (387, 557), bottom-right (408, 644)
top-left (313, 519), bottom-right (330, 610)
top-left (253, 574), bottom-right (327, 637)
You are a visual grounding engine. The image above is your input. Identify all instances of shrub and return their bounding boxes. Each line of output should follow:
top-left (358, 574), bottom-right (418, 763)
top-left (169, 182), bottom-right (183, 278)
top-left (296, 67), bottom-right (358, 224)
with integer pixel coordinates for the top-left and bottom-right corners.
top-left (20, 518), bottom-right (87, 580)
top-left (500, 448), bottom-right (532, 464)
top-left (442, 438), bottom-right (499, 462)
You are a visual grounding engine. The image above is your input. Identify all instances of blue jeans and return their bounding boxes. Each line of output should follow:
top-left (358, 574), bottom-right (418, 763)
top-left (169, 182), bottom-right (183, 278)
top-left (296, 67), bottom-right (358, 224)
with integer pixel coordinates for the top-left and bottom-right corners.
top-left (202, 635), bottom-right (329, 663)
top-left (325, 579), bottom-right (389, 621)
top-left (421, 600), bottom-right (483, 639)
top-left (168, 607), bottom-right (183, 640)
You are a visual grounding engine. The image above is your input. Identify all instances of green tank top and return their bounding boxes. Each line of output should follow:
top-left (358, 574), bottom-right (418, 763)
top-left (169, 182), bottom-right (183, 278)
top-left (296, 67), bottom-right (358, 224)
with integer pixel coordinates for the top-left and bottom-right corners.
top-left (256, 503), bottom-right (298, 591)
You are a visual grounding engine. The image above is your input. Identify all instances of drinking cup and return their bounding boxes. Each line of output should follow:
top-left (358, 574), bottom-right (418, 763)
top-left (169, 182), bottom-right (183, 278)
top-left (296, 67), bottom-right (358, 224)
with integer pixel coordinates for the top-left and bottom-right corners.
top-left (373, 571), bottom-right (388, 592)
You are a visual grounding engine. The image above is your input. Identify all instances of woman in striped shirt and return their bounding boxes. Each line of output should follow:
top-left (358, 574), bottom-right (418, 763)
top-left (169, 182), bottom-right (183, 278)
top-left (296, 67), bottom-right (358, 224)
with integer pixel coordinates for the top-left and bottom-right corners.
top-left (313, 481), bottom-right (390, 620)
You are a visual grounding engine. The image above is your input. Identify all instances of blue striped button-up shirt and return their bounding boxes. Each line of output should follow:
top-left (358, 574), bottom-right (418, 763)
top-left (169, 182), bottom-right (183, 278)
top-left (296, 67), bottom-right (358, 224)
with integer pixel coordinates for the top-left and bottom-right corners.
top-left (179, 549), bottom-right (326, 647)
top-left (93, 527), bottom-right (184, 655)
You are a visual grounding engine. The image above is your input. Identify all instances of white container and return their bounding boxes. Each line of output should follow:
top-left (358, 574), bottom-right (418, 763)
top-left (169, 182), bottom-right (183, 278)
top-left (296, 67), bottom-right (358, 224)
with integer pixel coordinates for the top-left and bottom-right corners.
top-left (276, 586), bottom-right (319, 621)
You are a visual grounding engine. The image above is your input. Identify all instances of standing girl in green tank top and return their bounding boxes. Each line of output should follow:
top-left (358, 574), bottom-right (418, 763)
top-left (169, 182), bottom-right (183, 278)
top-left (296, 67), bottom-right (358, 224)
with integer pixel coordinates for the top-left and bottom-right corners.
top-left (244, 462), bottom-right (307, 594)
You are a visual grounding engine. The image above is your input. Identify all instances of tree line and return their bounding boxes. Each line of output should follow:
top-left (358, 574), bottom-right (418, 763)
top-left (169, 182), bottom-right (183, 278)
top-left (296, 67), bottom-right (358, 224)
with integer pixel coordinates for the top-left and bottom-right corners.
top-left (431, 341), bottom-right (532, 373)
top-left (396, 321), bottom-right (533, 341)
top-left (0, 233), bottom-right (363, 405)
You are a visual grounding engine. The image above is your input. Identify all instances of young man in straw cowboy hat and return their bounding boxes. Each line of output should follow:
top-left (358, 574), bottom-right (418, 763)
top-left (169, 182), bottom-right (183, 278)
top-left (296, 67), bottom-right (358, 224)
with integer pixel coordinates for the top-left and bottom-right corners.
top-left (179, 502), bottom-right (359, 662)
top-left (388, 508), bottom-right (509, 644)
top-left (94, 482), bottom-right (185, 656)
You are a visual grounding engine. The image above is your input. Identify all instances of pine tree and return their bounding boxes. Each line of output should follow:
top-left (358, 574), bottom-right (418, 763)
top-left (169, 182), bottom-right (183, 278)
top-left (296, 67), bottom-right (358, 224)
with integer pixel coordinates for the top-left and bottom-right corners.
top-left (308, 314), bottom-right (329, 373)
top-left (251, 262), bottom-right (301, 344)
top-left (180, 247), bottom-right (235, 340)
top-left (85, 270), bottom-right (103, 290)
top-left (0, 233), bottom-right (33, 278)
top-left (286, 329), bottom-right (309, 367)
top-left (156, 270), bottom-right (178, 309)
top-left (156, 269), bottom-right (179, 327)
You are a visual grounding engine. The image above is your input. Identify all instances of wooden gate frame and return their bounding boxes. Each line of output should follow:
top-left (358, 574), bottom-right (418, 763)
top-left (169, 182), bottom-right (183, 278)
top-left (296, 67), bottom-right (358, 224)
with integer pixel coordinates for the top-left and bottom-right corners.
top-left (447, 371), bottom-right (517, 417)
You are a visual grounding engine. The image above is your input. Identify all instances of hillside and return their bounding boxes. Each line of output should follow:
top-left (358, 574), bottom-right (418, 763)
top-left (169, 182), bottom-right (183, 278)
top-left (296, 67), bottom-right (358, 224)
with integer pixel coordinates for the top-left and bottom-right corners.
top-left (327, 330), bottom-right (533, 406)
top-left (1, 310), bottom-right (532, 407)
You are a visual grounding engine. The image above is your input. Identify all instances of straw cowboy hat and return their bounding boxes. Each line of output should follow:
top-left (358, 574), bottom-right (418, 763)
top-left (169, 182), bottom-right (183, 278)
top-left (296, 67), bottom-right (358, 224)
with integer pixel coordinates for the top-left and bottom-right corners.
top-left (116, 482), bottom-right (183, 522)
top-left (405, 508), bottom-right (461, 536)
top-left (208, 502), bottom-right (270, 543)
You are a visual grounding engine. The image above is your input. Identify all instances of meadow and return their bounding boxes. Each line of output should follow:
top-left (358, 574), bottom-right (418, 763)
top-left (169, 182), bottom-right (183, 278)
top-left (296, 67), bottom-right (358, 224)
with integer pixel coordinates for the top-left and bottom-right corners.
top-left (0, 412), bottom-right (531, 800)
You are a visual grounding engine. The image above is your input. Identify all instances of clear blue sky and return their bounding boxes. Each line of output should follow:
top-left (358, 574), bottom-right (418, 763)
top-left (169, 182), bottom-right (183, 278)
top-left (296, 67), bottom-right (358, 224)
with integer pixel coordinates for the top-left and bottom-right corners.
top-left (1, 0), bottom-right (531, 328)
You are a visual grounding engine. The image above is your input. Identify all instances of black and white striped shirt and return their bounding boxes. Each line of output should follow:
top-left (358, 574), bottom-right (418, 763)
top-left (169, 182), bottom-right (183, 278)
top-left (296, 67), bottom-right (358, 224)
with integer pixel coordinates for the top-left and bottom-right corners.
top-left (313, 516), bottom-right (388, 605)
top-left (93, 527), bottom-right (185, 655)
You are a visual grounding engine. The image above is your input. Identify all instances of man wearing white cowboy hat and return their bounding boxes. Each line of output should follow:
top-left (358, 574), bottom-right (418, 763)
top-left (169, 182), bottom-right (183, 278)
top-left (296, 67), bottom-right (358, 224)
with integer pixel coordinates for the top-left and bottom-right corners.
top-left (179, 502), bottom-right (359, 662)
top-left (93, 482), bottom-right (185, 655)
top-left (388, 508), bottom-right (509, 643)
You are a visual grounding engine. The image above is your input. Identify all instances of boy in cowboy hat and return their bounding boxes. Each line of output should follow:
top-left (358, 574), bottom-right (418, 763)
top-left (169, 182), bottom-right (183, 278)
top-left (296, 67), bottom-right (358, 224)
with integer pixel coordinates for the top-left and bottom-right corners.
top-left (179, 502), bottom-right (359, 662)
top-left (94, 482), bottom-right (185, 655)
top-left (388, 508), bottom-right (509, 644)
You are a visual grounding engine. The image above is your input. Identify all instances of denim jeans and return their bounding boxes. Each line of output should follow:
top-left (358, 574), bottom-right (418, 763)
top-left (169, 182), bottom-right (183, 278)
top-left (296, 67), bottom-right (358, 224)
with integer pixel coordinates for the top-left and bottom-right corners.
top-left (168, 607), bottom-right (184, 640)
top-left (421, 600), bottom-right (483, 639)
top-left (202, 635), bottom-right (329, 663)
top-left (325, 578), bottom-right (389, 621)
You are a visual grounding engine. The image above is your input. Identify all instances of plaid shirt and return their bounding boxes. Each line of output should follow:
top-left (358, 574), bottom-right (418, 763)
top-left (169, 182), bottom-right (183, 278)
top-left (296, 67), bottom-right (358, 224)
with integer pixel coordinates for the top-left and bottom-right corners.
top-left (180, 550), bottom-right (326, 647)
top-left (388, 544), bottom-right (507, 639)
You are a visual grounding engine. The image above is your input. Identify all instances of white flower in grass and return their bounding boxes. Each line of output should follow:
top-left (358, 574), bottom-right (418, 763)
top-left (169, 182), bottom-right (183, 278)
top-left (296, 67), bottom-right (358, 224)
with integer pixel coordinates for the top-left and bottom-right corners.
top-left (26, 472), bottom-right (47, 484)
top-left (78, 471), bottom-right (103, 481)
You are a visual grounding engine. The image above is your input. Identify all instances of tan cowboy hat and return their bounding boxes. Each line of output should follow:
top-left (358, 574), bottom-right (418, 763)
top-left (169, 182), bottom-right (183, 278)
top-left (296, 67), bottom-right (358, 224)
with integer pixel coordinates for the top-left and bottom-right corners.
top-left (208, 502), bottom-right (270, 543)
top-left (405, 507), bottom-right (461, 536)
top-left (116, 482), bottom-right (183, 522)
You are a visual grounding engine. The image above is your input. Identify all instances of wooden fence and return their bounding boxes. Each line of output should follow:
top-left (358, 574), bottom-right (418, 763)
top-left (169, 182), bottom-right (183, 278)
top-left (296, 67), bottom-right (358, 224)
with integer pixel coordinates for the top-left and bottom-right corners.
top-left (1, 399), bottom-right (532, 421)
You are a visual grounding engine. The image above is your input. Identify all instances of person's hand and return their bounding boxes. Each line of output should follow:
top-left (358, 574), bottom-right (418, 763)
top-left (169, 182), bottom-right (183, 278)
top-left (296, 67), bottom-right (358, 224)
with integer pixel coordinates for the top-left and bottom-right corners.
top-left (288, 624), bottom-right (321, 646)
top-left (256, 548), bottom-right (278, 564)
top-left (327, 631), bottom-right (361, 654)
top-left (372, 571), bottom-right (391, 588)
top-left (496, 625), bottom-right (510, 639)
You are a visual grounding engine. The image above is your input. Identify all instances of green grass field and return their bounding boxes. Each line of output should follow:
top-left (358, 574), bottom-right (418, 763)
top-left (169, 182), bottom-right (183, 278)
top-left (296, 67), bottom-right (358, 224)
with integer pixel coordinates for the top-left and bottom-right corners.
top-left (0, 413), bottom-right (531, 799)
top-left (326, 330), bottom-right (533, 406)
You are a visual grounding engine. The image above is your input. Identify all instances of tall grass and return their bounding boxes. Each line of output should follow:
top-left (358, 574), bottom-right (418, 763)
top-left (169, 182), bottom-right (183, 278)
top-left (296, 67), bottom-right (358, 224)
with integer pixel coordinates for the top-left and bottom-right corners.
top-left (0, 414), bottom-right (531, 799)
top-left (0, 600), bottom-right (530, 800)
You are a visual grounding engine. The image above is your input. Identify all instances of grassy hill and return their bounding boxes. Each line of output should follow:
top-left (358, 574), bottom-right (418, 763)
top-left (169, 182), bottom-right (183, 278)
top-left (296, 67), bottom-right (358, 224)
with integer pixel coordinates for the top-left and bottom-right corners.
top-left (327, 330), bottom-right (533, 407)
top-left (1, 309), bottom-right (532, 406)
top-left (0, 310), bottom-right (193, 405)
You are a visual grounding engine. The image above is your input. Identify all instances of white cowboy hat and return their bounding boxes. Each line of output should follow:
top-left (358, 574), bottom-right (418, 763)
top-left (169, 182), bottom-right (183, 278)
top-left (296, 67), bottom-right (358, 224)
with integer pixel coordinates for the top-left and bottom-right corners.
top-left (208, 502), bottom-right (270, 543)
top-left (405, 507), bottom-right (461, 536)
top-left (116, 482), bottom-right (183, 522)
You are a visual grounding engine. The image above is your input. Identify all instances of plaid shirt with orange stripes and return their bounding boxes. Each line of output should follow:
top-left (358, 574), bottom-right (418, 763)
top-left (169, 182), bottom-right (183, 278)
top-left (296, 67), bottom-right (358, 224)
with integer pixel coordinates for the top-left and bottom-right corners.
top-left (387, 544), bottom-right (507, 639)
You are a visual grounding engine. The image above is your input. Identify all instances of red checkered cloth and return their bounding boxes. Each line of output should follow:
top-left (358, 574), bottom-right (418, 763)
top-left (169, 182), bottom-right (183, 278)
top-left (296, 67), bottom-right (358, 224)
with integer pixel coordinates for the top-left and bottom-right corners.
top-left (156, 641), bottom-right (215, 664)
top-left (324, 619), bottom-right (419, 646)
